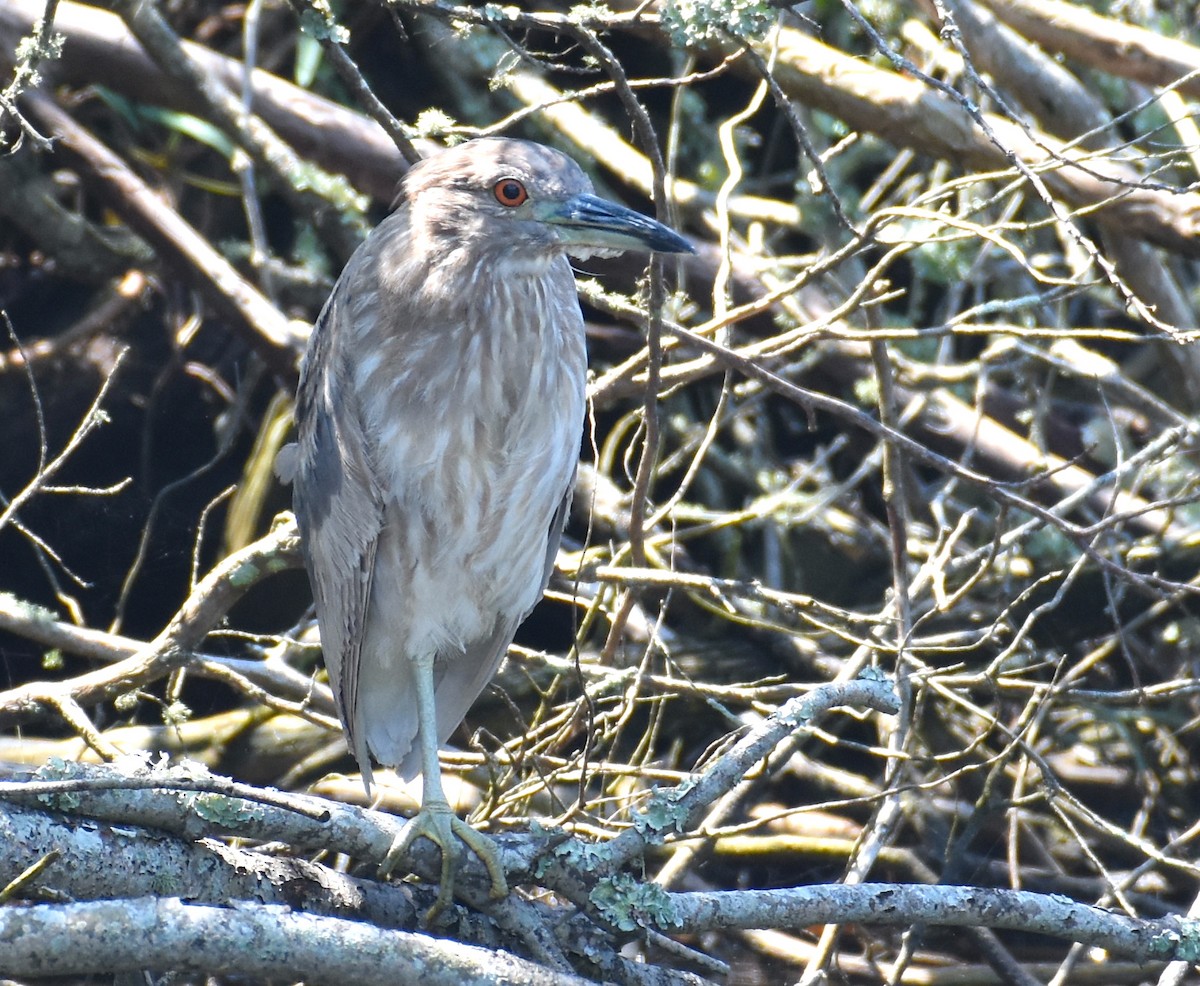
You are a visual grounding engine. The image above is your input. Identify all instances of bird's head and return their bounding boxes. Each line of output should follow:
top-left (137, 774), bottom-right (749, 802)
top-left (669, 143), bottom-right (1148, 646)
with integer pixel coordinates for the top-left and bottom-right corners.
top-left (399, 137), bottom-right (694, 265)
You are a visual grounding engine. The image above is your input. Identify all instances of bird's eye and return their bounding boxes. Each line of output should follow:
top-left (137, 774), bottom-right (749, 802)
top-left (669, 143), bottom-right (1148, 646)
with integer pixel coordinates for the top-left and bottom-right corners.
top-left (493, 178), bottom-right (528, 207)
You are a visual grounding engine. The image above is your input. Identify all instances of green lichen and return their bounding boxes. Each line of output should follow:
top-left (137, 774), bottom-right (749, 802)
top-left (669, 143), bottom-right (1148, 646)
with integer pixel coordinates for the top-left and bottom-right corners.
top-left (1, 592), bottom-right (58, 625)
top-left (544, 830), bottom-right (609, 878)
top-left (661, 0), bottom-right (776, 46)
top-left (481, 4), bottom-right (520, 22)
top-left (414, 109), bottom-right (457, 140)
top-left (632, 787), bottom-right (691, 839)
top-left (568, 2), bottom-right (611, 23)
top-left (264, 554), bottom-right (291, 575)
top-left (9, 18), bottom-right (64, 94)
top-left (36, 756), bottom-right (78, 779)
top-left (161, 701), bottom-right (192, 728)
top-left (191, 792), bottom-right (258, 827)
top-left (227, 560), bottom-right (261, 587)
top-left (14, 20), bottom-right (64, 69)
top-left (296, 2), bottom-right (350, 44)
top-left (1150, 920), bottom-right (1200, 961)
top-left (590, 873), bottom-right (682, 932)
top-left (32, 758), bottom-right (83, 811)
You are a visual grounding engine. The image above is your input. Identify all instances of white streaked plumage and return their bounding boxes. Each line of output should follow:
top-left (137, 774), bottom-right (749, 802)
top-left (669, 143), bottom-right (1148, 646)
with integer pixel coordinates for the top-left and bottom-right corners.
top-left (279, 137), bottom-right (691, 909)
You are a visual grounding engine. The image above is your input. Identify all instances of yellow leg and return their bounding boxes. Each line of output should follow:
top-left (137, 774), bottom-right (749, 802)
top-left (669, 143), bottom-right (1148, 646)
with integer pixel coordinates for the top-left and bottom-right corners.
top-left (379, 652), bottom-right (508, 920)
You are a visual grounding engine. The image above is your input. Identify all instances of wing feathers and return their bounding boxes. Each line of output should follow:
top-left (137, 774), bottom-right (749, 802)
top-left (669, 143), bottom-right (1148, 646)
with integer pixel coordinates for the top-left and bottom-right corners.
top-left (292, 291), bottom-right (386, 786)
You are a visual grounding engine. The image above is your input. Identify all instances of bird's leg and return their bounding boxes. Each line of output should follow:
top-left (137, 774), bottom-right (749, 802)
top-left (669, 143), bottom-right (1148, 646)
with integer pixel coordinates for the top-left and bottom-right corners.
top-left (379, 651), bottom-right (508, 920)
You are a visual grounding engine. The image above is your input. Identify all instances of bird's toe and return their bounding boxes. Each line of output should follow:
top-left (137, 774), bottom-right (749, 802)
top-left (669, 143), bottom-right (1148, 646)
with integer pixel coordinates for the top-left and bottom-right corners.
top-left (450, 814), bottom-right (509, 901)
top-left (380, 800), bottom-right (507, 921)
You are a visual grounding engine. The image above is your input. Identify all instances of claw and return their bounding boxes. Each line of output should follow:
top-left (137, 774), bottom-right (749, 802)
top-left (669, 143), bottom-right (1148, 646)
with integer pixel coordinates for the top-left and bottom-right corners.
top-left (380, 797), bottom-right (508, 922)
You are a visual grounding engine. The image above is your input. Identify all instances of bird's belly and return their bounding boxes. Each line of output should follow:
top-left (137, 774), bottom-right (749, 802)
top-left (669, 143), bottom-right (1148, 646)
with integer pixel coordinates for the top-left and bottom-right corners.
top-left (370, 375), bottom-right (583, 660)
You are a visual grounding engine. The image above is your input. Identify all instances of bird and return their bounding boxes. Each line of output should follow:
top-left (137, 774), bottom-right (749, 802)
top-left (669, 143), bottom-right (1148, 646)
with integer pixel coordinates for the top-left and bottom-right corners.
top-left (277, 136), bottom-right (693, 915)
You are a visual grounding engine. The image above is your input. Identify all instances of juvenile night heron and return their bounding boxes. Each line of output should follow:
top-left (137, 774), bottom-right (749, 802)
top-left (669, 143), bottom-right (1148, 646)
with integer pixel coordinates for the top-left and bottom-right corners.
top-left (278, 137), bottom-right (692, 910)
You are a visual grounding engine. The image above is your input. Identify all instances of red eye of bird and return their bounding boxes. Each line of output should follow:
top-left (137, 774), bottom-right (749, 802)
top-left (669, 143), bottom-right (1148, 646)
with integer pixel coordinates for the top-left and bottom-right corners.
top-left (493, 178), bottom-right (528, 207)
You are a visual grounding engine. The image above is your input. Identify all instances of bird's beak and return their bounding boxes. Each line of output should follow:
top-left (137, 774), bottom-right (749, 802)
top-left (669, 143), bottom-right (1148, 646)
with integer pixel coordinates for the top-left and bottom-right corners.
top-left (541, 193), bottom-right (695, 255)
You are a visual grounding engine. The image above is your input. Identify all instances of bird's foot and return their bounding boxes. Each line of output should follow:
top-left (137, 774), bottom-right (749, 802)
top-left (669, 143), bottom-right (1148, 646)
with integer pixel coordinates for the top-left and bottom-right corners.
top-left (380, 798), bottom-right (508, 921)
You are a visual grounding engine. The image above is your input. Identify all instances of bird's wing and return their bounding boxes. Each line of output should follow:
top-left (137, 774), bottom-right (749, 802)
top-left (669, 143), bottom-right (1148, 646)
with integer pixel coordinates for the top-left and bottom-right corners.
top-left (531, 466), bottom-right (576, 620)
top-left (292, 291), bottom-right (386, 783)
